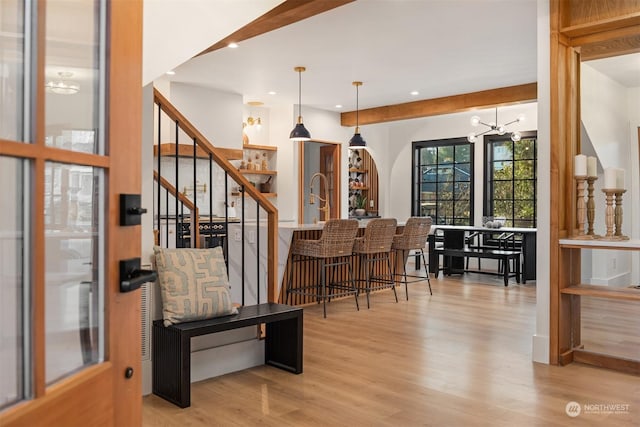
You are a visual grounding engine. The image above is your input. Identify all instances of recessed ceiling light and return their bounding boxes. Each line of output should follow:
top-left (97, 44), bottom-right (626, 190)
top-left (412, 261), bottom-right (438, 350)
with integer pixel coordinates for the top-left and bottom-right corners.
top-left (227, 42), bottom-right (239, 49)
top-left (268, 91), bottom-right (276, 95)
top-left (335, 104), bottom-right (343, 109)
top-left (166, 70), bottom-right (176, 75)
top-left (410, 90), bottom-right (419, 96)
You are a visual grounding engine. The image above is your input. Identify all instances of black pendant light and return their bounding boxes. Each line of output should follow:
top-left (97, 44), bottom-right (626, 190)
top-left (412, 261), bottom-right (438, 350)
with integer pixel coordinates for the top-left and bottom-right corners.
top-left (289, 66), bottom-right (311, 141)
top-left (349, 81), bottom-right (366, 148)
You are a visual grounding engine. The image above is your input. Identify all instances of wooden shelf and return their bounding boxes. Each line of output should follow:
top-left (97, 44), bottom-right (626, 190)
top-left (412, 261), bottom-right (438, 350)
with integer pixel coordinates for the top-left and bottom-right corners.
top-left (155, 143), bottom-right (242, 160)
top-left (243, 143), bottom-right (277, 151)
top-left (559, 238), bottom-right (640, 250)
top-left (349, 168), bottom-right (367, 173)
top-left (239, 169), bottom-right (277, 176)
top-left (561, 284), bottom-right (640, 301)
top-left (231, 192), bottom-right (277, 198)
top-left (349, 187), bottom-right (369, 191)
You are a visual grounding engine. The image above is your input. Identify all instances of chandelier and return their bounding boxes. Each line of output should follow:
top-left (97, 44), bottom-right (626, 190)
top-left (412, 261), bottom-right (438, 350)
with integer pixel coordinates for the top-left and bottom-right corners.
top-left (45, 71), bottom-right (80, 95)
top-left (467, 108), bottom-right (525, 143)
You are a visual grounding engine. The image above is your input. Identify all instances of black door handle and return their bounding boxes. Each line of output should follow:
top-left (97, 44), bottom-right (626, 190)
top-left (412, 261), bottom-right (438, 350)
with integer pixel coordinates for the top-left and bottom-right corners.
top-left (120, 258), bottom-right (157, 292)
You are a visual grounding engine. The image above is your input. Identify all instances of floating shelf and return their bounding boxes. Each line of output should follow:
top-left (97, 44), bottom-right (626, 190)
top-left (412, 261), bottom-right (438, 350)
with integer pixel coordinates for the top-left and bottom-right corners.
top-left (349, 168), bottom-right (367, 173)
top-left (239, 169), bottom-right (277, 176)
top-left (349, 187), bottom-right (369, 191)
top-left (231, 191), bottom-right (277, 198)
top-left (559, 238), bottom-right (640, 250)
top-left (154, 143), bottom-right (242, 160)
top-left (560, 284), bottom-right (640, 302)
top-left (243, 143), bottom-right (277, 151)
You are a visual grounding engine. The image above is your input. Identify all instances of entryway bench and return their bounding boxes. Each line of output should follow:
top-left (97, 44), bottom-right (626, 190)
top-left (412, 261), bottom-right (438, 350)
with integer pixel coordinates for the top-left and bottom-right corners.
top-left (152, 303), bottom-right (303, 408)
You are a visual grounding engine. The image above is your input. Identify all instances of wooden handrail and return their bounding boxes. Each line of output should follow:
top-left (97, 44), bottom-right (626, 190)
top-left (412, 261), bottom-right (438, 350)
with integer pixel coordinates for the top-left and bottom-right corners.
top-left (153, 170), bottom-right (200, 247)
top-left (153, 88), bottom-right (279, 303)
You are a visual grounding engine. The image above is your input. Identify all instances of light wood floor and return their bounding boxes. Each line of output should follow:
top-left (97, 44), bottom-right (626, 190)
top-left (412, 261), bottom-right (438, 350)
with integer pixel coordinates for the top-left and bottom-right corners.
top-left (143, 274), bottom-right (639, 426)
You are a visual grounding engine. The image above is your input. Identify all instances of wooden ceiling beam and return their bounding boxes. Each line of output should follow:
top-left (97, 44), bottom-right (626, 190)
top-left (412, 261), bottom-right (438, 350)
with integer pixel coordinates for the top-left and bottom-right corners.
top-left (340, 83), bottom-right (538, 127)
top-left (195, 0), bottom-right (355, 58)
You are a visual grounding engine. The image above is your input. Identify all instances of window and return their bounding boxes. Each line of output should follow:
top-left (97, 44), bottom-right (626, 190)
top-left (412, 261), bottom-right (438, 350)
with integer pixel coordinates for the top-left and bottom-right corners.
top-left (412, 138), bottom-right (473, 225)
top-left (484, 132), bottom-right (537, 228)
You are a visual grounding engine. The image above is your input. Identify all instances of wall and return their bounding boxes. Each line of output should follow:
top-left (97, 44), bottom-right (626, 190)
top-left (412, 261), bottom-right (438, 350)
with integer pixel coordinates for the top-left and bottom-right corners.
top-left (580, 63), bottom-right (636, 286)
top-left (377, 103), bottom-right (538, 224)
top-left (170, 82), bottom-right (243, 149)
top-left (534, 0), bottom-right (550, 364)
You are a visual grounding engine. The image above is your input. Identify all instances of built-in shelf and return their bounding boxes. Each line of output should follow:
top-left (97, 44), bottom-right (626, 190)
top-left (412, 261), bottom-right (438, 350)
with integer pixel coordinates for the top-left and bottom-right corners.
top-left (243, 143), bottom-right (277, 151)
top-left (349, 186), bottom-right (369, 191)
top-left (154, 143), bottom-right (242, 160)
top-left (231, 191), bottom-right (277, 198)
top-left (561, 284), bottom-right (640, 301)
top-left (349, 168), bottom-right (367, 173)
top-left (559, 238), bottom-right (640, 250)
top-left (238, 169), bottom-right (277, 176)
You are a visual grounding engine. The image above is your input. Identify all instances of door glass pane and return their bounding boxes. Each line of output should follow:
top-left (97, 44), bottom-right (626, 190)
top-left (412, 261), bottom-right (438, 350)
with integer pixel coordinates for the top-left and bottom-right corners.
top-left (0, 157), bottom-right (25, 408)
top-left (45, 162), bottom-right (103, 384)
top-left (44, 0), bottom-right (102, 154)
top-left (0, 0), bottom-right (24, 141)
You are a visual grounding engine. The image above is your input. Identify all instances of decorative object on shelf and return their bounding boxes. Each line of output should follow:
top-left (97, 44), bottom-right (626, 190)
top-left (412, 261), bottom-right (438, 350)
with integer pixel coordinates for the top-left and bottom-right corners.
top-left (354, 194), bottom-right (367, 217)
top-left (246, 157), bottom-right (253, 170)
top-left (601, 167), bottom-right (628, 241)
top-left (261, 153), bottom-right (268, 171)
top-left (181, 181), bottom-right (207, 197)
top-left (239, 158), bottom-right (246, 170)
top-left (586, 177), bottom-right (599, 238)
top-left (467, 108), bottom-right (525, 143)
top-left (349, 81), bottom-right (366, 148)
top-left (45, 71), bottom-right (80, 95)
top-left (289, 66), bottom-right (311, 141)
top-left (260, 176), bottom-right (272, 193)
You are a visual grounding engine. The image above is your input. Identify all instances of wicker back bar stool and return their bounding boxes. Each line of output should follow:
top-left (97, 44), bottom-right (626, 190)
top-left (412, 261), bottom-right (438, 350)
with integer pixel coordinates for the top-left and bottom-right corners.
top-left (285, 219), bottom-right (360, 318)
top-left (352, 218), bottom-right (398, 309)
top-left (391, 216), bottom-right (433, 299)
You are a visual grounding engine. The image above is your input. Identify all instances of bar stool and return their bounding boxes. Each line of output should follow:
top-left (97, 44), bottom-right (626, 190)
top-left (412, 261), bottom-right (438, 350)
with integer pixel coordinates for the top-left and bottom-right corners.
top-left (392, 217), bottom-right (433, 299)
top-left (285, 219), bottom-right (360, 318)
top-left (352, 218), bottom-right (398, 309)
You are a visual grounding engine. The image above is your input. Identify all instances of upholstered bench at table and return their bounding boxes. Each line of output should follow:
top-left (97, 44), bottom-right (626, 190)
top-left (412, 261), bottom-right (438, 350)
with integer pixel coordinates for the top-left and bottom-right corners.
top-left (152, 303), bottom-right (303, 408)
top-left (434, 247), bottom-right (521, 286)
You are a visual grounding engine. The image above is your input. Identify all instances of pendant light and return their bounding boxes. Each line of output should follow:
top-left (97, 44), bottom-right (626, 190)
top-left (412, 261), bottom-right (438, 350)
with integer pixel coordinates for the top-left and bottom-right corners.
top-left (349, 81), bottom-right (366, 148)
top-left (289, 66), bottom-right (311, 141)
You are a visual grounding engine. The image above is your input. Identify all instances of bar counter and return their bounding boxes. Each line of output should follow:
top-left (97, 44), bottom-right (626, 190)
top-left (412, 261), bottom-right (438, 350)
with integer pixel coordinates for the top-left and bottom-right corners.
top-left (227, 220), bottom-right (410, 306)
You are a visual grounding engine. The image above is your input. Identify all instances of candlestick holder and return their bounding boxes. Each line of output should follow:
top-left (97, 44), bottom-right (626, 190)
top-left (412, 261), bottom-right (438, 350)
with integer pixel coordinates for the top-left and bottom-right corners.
top-left (601, 189), bottom-right (625, 240)
top-left (570, 175), bottom-right (587, 239)
top-left (614, 189), bottom-right (629, 240)
top-left (585, 177), bottom-right (600, 238)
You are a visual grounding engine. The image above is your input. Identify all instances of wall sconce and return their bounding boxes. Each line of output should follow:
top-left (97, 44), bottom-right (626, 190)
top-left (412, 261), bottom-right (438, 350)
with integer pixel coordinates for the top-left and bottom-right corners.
top-left (243, 101), bottom-right (263, 129)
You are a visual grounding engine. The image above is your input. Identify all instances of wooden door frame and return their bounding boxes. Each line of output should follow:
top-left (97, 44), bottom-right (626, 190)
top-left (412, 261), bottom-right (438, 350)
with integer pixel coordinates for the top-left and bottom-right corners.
top-left (298, 140), bottom-right (341, 224)
top-left (0, 1), bottom-right (143, 425)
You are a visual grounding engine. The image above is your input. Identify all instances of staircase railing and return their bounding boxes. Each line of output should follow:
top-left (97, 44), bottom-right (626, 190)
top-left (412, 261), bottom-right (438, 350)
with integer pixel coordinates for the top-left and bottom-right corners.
top-left (153, 88), bottom-right (279, 303)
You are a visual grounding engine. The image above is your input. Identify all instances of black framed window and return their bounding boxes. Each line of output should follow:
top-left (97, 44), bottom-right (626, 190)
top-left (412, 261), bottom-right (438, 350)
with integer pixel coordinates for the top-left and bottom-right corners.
top-left (484, 132), bottom-right (537, 228)
top-left (412, 138), bottom-right (473, 225)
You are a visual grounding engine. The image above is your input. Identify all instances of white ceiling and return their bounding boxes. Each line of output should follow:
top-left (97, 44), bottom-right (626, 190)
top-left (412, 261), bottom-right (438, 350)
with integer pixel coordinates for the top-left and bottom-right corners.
top-left (168, 0), bottom-right (540, 112)
top-left (584, 53), bottom-right (640, 88)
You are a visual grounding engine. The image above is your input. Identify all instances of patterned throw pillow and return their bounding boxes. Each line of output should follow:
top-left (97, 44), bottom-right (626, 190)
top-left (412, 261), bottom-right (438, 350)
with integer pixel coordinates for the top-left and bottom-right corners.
top-left (153, 246), bottom-right (237, 326)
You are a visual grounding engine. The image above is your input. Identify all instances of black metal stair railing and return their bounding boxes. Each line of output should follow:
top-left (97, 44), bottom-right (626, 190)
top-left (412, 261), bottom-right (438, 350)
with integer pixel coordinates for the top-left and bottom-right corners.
top-left (152, 88), bottom-right (278, 305)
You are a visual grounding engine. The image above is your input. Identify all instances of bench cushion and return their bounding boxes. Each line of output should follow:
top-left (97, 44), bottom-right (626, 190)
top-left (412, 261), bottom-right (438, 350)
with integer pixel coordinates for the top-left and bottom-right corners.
top-left (154, 246), bottom-right (237, 326)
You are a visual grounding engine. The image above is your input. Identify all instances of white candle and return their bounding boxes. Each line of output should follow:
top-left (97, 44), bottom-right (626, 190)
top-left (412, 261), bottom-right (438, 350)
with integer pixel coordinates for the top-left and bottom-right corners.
top-left (587, 156), bottom-right (597, 178)
top-left (616, 168), bottom-right (625, 189)
top-left (604, 167), bottom-right (617, 189)
top-left (574, 154), bottom-right (587, 176)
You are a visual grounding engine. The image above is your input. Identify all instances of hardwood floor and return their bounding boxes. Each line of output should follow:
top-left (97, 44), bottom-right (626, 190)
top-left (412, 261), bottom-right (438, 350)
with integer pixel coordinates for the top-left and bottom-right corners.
top-left (143, 274), bottom-right (639, 426)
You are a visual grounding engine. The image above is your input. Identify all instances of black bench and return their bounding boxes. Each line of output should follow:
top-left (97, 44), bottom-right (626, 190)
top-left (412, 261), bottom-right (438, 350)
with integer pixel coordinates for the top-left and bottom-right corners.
top-left (434, 247), bottom-right (521, 286)
top-left (153, 303), bottom-right (303, 408)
